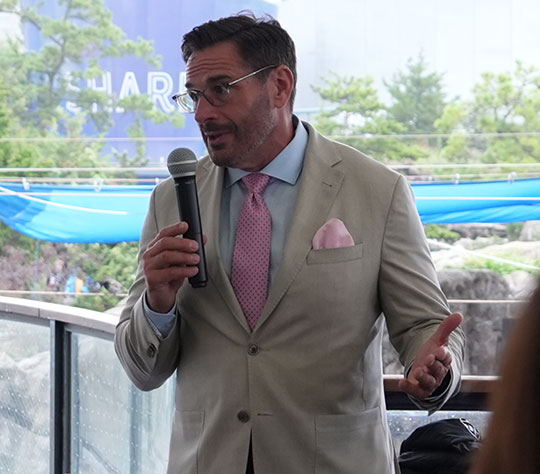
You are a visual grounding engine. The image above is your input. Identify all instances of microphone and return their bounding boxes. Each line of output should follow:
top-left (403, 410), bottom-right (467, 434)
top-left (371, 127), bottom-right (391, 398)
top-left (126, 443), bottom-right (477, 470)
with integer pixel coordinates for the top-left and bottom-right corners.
top-left (167, 148), bottom-right (208, 288)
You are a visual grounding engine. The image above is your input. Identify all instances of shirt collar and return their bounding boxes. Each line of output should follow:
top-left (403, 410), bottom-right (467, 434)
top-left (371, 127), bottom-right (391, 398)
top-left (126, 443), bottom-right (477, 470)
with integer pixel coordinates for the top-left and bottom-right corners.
top-left (225, 116), bottom-right (308, 188)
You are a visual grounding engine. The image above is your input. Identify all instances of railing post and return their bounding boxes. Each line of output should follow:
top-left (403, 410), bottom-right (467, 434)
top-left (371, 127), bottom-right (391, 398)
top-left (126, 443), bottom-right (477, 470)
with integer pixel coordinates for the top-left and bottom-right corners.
top-left (129, 385), bottom-right (142, 474)
top-left (50, 320), bottom-right (72, 474)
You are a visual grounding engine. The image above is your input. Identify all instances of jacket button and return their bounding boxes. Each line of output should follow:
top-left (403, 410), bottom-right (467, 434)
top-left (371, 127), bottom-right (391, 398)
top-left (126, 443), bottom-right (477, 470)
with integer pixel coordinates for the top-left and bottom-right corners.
top-left (146, 344), bottom-right (157, 358)
top-left (247, 344), bottom-right (259, 355)
top-left (237, 410), bottom-right (250, 423)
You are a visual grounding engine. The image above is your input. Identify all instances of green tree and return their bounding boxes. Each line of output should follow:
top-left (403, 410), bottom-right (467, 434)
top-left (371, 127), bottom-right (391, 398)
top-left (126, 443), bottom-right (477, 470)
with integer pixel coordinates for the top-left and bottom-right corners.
top-left (437, 61), bottom-right (540, 166)
top-left (69, 242), bottom-right (139, 312)
top-left (312, 74), bottom-right (428, 162)
top-left (0, 0), bottom-right (185, 176)
top-left (385, 53), bottom-right (448, 134)
top-left (0, 0), bottom-right (185, 310)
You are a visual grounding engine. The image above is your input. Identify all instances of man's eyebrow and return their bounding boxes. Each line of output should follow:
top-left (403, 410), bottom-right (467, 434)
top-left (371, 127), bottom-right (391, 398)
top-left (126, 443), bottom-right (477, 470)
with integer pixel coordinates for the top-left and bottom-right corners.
top-left (185, 74), bottom-right (233, 90)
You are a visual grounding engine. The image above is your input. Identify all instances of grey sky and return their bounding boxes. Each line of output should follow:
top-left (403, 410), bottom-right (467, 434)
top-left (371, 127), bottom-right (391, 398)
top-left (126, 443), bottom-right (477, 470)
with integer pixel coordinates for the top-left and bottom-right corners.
top-left (277, 0), bottom-right (540, 111)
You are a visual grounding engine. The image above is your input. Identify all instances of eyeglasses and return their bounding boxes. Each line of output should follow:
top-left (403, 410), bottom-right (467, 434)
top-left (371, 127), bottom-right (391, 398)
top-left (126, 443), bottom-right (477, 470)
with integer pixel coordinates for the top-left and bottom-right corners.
top-left (171, 65), bottom-right (277, 113)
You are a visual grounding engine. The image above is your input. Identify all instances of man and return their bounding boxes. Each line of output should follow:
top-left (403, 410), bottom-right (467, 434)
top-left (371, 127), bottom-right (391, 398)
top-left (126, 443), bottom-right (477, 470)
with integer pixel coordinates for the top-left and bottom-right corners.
top-left (115, 13), bottom-right (465, 474)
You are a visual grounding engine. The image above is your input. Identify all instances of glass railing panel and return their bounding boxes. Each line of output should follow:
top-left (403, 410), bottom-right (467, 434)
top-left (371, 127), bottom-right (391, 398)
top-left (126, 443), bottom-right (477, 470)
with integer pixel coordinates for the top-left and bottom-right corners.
top-left (0, 318), bottom-right (50, 474)
top-left (71, 333), bottom-right (174, 474)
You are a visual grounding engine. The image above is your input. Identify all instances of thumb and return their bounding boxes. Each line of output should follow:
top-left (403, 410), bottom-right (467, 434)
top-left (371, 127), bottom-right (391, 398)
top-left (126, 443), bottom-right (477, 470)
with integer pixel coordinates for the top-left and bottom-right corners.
top-left (432, 312), bottom-right (463, 346)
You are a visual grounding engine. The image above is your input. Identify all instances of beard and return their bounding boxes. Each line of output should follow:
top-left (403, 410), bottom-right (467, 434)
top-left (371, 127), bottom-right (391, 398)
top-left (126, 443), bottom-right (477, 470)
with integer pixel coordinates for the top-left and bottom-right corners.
top-left (201, 91), bottom-right (278, 170)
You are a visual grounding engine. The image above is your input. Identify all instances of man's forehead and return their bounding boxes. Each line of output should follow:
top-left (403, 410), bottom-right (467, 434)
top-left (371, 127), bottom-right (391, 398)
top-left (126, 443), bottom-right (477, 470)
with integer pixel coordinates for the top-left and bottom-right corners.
top-left (185, 42), bottom-right (247, 85)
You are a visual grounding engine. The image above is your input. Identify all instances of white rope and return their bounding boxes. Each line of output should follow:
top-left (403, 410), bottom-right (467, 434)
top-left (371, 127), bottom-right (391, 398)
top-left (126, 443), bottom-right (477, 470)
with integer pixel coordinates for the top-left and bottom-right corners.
top-left (416, 196), bottom-right (540, 201)
top-left (397, 162), bottom-right (540, 169)
top-left (0, 290), bottom-right (127, 297)
top-left (448, 299), bottom-right (527, 304)
top-left (0, 166), bottom-right (168, 172)
top-left (0, 177), bottom-right (160, 183)
top-left (331, 131), bottom-right (540, 139)
top-left (429, 238), bottom-right (540, 270)
top-left (0, 136), bottom-right (204, 142)
top-left (1, 192), bottom-right (537, 200)
top-left (0, 191), bottom-right (150, 197)
top-left (0, 185), bottom-right (128, 215)
top-left (2, 131), bottom-right (540, 142)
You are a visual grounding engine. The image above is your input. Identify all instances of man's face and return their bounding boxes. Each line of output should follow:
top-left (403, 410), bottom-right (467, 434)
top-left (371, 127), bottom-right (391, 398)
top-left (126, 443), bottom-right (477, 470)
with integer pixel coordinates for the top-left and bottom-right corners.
top-left (185, 41), bottom-right (279, 171)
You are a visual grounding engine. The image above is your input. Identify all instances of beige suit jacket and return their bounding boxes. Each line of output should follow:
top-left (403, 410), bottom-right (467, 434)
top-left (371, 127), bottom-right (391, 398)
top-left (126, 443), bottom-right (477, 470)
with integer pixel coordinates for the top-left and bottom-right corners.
top-left (115, 123), bottom-right (465, 474)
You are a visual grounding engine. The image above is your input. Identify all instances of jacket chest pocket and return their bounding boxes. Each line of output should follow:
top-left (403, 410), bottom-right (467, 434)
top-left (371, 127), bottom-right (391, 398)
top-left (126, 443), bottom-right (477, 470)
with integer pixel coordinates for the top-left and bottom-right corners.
top-left (306, 243), bottom-right (363, 265)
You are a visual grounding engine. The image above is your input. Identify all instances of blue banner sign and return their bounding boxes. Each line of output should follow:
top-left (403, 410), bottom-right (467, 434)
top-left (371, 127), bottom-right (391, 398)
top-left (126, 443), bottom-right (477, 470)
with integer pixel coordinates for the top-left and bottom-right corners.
top-left (23, 0), bottom-right (279, 162)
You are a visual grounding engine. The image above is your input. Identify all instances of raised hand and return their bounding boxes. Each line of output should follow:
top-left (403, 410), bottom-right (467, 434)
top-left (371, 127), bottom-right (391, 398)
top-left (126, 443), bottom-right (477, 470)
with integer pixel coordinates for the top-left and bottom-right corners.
top-left (398, 313), bottom-right (463, 400)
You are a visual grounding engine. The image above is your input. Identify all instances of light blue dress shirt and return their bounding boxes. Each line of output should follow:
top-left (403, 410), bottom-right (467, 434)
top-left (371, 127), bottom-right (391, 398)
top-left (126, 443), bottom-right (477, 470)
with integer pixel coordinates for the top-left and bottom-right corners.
top-left (145, 118), bottom-right (309, 336)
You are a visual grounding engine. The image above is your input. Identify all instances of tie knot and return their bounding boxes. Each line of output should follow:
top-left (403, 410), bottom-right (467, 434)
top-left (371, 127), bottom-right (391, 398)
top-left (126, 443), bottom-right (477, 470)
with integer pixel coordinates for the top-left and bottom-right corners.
top-left (242, 173), bottom-right (270, 195)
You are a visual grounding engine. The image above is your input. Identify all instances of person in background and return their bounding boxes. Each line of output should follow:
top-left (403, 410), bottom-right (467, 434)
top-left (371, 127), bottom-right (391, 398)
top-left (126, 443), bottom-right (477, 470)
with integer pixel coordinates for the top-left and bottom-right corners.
top-left (114, 13), bottom-right (465, 474)
top-left (470, 277), bottom-right (540, 474)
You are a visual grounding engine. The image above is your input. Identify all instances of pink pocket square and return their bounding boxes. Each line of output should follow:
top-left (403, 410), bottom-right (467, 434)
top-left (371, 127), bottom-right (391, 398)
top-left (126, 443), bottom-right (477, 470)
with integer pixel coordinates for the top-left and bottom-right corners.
top-left (312, 218), bottom-right (354, 250)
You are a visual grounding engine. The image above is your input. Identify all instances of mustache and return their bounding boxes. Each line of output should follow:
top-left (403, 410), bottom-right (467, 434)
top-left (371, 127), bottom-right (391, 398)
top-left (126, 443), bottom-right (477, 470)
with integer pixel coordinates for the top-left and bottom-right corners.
top-left (201, 122), bottom-right (235, 134)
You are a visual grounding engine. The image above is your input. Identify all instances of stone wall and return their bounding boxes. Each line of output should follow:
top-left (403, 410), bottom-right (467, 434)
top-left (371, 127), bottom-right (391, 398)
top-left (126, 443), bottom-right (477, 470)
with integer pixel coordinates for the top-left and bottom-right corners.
top-left (383, 268), bottom-right (532, 376)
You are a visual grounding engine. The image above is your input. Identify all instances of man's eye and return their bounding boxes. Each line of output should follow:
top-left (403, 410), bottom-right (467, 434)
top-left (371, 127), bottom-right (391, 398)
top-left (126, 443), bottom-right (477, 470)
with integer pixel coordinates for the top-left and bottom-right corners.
top-left (187, 90), bottom-right (201, 102)
top-left (210, 84), bottom-right (229, 97)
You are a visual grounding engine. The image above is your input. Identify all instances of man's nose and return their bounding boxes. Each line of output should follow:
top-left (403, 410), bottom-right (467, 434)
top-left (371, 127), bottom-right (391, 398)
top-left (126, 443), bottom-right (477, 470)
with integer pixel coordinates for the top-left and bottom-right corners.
top-left (194, 95), bottom-right (218, 123)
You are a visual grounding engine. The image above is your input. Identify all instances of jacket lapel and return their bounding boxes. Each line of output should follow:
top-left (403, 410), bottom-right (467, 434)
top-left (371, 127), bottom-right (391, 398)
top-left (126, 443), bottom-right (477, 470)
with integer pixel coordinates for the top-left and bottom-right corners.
top-left (256, 125), bottom-right (345, 330)
top-left (197, 159), bottom-right (251, 332)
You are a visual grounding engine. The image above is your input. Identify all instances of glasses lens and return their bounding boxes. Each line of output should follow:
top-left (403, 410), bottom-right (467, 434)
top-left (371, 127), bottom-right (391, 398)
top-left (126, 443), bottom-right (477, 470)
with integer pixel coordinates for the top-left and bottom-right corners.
top-left (176, 93), bottom-right (195, 113)
top-left (206, 84), bottom-right (230, 107)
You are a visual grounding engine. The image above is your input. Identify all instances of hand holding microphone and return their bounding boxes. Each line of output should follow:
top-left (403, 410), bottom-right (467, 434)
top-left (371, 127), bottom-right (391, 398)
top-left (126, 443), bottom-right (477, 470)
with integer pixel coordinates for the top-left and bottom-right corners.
top-left (167, 148), bottom-right (208, 288)
top-left (142, 148), bottom-right (207, 313)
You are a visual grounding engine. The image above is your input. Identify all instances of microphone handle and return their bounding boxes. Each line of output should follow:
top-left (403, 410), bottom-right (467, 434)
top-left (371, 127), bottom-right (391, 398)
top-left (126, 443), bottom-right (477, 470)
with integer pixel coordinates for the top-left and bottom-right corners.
top-left (174, 176), bottom-right (208, 288)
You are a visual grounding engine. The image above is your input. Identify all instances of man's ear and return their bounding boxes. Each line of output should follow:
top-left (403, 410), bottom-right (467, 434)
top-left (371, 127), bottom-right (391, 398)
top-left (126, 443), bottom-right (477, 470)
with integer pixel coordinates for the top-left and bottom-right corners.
top-left (270, 65), bottom-right (294, 109)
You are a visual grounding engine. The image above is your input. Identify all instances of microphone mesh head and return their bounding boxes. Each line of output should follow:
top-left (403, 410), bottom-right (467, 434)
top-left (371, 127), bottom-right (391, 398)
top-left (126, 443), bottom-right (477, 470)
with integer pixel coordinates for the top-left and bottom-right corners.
top-left (167, 148), bottom-right (197, 177)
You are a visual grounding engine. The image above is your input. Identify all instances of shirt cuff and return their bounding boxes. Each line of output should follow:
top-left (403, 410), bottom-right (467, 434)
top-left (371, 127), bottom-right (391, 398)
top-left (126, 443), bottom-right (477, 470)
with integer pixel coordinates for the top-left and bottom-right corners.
top-left (143, 292), bottom-right (177, 338)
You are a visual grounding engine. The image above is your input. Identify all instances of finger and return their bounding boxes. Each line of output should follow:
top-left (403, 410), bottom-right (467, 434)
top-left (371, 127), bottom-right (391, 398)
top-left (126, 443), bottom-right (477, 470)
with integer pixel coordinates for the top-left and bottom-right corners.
top-left (433, 346), bottom-right (452, 368)
top-left (412, 353), bottom-right (435, 373)
top-left (439, 350), bottom-right (453, 367)
top-left (145, 234), bottom-right (199, 261)
top-left (427, 359), bottom-right (448, 382)
top-left (147, 222), bottom-right (188, 249)
top-left (414, 368), bottom-right (438, 392)
top-left (147, 265), bottom-right (199, 284)
top-left (398, 377), bottom-right (431, 400)
top-left (432, 312), bottom-right (463, 346)
top-left (149, 248), bottom-right (200, 269)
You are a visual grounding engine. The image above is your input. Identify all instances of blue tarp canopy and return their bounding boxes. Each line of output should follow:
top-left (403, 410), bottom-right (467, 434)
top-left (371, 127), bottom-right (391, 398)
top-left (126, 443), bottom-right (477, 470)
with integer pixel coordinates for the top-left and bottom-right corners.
top-left (0, 178), bottom-right (539, 243)
top-left (0, 183), bottom-right (153, 243)
top-left (413, 178), bottom-right (540, 224)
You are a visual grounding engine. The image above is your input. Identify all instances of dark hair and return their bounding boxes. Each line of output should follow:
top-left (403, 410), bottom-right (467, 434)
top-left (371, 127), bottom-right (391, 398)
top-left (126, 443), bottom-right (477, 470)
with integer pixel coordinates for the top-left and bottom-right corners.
top-left (181, 12), bottom-right (297, 108)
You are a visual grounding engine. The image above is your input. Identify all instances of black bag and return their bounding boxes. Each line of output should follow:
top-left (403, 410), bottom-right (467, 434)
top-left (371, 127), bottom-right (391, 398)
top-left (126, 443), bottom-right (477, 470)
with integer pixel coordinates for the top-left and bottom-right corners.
top-left (398, 418), bottom-right (482, 474)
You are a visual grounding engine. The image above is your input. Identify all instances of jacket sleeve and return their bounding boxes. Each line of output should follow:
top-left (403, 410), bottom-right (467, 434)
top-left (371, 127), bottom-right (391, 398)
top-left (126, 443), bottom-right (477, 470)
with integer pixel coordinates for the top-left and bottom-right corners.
top-left (114, 184), bottom-right (182, 391)
top-left (379, 174), bottom-right (465, 411)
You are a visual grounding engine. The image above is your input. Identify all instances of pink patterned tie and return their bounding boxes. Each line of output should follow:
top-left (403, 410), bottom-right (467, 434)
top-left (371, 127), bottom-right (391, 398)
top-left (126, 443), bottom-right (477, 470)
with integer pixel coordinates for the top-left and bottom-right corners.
top-left (231, 173), bottom-right (272, 331)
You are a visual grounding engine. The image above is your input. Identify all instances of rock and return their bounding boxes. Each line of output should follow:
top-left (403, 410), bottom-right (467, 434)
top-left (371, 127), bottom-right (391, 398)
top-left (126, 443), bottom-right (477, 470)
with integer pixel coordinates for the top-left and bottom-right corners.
top-left (454, 236), bottom-right (508, 250)
top-left (504, 270), bottom-right (539, 299)
top-left (438, 269), bottom-right (511, 375)
top-left (438, 269), bottom-right (510, 300)
top-left (383, 269), bottom-right (517, 376)
top-left (447, 223), bottom-right (508, 239)
top-left (520, 220), bottom-right (540, 241)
